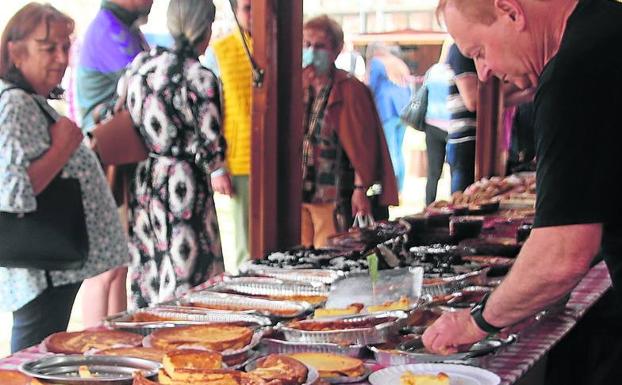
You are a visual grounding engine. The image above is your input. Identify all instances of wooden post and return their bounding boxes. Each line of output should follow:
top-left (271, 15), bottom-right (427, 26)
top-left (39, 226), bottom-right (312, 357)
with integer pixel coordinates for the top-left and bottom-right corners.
top-left (250, 0), bottom-right (303, 258)
top-left (475, 77), bottom-right (505, 180)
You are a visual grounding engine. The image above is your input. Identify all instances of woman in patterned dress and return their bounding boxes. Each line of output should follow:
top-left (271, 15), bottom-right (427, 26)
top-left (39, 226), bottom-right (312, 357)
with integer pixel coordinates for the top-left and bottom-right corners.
top-left (0, 4), bottom-right (127, 352)
top-left (116, 0), bottom-right (225, 308)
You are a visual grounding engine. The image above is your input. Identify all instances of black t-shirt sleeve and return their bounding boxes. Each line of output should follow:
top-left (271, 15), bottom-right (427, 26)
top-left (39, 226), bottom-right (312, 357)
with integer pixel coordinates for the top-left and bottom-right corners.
top-left (533, 54), bottom-right (622, 228)
top-left (446, 44), bottom-right (476, 77)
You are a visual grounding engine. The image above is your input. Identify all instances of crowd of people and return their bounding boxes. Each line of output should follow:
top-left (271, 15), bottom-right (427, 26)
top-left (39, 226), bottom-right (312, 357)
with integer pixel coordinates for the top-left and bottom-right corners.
top-left (3, 2), bottom-right (620, 383)
top-left (0, 0), bottom-right (514, 353)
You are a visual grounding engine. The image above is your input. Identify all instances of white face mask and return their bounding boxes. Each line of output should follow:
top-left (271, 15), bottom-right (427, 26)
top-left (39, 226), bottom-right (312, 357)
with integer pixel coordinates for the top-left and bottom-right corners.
top-left (302, 47), bottom-right (331, 75)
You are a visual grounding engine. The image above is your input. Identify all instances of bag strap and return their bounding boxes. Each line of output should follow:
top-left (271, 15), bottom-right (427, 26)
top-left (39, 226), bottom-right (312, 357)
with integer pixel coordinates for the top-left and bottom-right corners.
top-left (0, 86), bottom-right (56, 124)
top-left (227, 0), bottom-right (264, 87)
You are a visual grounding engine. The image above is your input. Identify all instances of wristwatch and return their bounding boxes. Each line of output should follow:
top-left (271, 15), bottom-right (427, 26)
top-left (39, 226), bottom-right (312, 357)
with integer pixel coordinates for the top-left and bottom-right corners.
top-left (470, 292), bottom-right (502, 334)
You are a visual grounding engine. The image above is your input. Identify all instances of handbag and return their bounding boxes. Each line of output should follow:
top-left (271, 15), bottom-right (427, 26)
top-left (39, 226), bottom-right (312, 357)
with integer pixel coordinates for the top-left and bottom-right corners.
top-left (400, 83), bottom-right (429, 132)
top-left (91, 110), bottom-right (149, 166)
top-left (0, 88), bottom-right (88, 270)
top-left (0, 177), bottom-right (88, 270)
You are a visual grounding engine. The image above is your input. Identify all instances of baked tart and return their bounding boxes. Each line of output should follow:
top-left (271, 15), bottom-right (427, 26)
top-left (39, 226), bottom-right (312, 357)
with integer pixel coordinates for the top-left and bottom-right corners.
top-left (148, 324), bottom-right (253, 352)
top-left (134, 370), bottom-right (270, 385)
top-left (400, 371), bottom-right (449, 385)
top-left (250, 354), bottom-right (308, 385)
top-left (0, 369), bottom-right (38, 385)
top-left (162, 349), bottom-right (223, 381)
top-left (44, 330), bottom-right (143, 354)
top-left (313, 304), bottom-right (364, 318)
top-left (287, 352), bottom-right (365, 378)
top-left (95, 347), bottom-right (166, 362)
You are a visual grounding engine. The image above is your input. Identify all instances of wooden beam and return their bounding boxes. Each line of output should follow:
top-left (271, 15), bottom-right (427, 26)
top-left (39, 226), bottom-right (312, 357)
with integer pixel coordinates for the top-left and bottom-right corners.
top-left (250, 0), bottom-right (303, 258)
top-left (475, 77), bottom-right (505, 180)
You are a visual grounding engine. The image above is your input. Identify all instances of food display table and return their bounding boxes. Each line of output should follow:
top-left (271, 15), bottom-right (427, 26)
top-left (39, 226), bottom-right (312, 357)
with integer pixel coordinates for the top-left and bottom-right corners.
top-left (0, 262), bottom-right (611, 385)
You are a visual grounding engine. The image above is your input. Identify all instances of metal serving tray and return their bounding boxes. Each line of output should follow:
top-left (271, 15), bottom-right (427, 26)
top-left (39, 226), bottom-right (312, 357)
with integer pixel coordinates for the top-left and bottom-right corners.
top-left (104, 306), bottom-right (271, 336)
top-left (178, 291), bottom-right (312, 319)
top-left (20, 355), bottom-right (160, 385)
top-left (259, 338), bottom-right (367, 358)
top-left (207, 277), bottom-right (330, 303)
top-left (142, 327), bottom-right (265, 366)
top-left (278, 311), bottom-right (408, 345)
top-left (240, 263), bottom-right (344, 285)
top-left (422, 268), bottom-right (490, 298)
top-left (369, 334), bottom-right (516, 366)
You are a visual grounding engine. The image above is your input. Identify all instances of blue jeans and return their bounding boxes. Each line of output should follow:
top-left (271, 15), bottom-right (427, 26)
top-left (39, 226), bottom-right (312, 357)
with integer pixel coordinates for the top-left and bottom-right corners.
top-left (382, 117), bottom-right (407, 192)
top-left (11, 281), bottom-right (81, 353)
top-left (446, 139), bottom-right (476, 193)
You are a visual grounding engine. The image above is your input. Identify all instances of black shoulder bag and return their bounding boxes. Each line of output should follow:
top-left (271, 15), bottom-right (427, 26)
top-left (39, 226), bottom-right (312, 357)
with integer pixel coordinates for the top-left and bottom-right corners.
top-left (0, 88), bottom-right (89, 270)
top-left (400, 83), bottom-right (429, 132)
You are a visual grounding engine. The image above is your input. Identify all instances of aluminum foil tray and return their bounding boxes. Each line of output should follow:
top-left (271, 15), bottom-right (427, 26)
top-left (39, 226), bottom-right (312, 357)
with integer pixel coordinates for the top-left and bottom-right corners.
top-left (143, 328), bottom-right (264, 366)
top-left (178, 291), bottom-right (312, 319)
top-left (259, 338), bottom-right (367, 358)
top-left (278, 311), bottom-right (407, 345)
top-left (208, 277), bottom-right (330, 300)
top-left (369, 334), bottom-right (516, 366)
top-left (422, 268), bottom-right (490, 298)
top-left (240, 263), bottom-right (344, 285)
top-left (20, 355), bottom-right (160, 384)
top-left (104, 306), bottom-right (271, 335)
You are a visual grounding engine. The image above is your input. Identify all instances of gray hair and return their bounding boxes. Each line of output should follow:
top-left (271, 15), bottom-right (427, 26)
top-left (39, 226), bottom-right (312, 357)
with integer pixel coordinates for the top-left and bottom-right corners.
top-left (167, 0), bottom-right (216, 45)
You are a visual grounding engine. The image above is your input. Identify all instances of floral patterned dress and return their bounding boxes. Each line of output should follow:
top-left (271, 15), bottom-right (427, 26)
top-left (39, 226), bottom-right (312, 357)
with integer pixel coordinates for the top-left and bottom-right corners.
top-left (118, 46), bottom-right (226, 308)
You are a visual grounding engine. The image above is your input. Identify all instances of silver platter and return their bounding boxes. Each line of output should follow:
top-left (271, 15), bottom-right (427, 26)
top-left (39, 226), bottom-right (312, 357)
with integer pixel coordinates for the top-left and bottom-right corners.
top-left (259, 338), bottom-right (366, 358)
top-left (370, 334), bottom-right (517, 366)
top-left (279, 311), bottom-right (408, 345)
top-left (210, 276), bottom-right (330, 298)
top-left (178, 291), bottom-right (312, 319)
top-left (240, 263), bottom-right (344, 285)
top-left (20, 355), bottom-right (160, 384)
top-left (104, 306), bottom-right (272, 336)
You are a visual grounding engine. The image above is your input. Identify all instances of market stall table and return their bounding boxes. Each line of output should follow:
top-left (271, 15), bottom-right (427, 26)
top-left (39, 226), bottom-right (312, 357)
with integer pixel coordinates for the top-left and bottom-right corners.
top-left (0, 262), bottom-right (610, 385)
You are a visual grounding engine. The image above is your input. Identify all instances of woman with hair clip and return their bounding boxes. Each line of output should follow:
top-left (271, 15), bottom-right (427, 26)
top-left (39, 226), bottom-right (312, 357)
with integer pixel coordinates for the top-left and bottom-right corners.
top-left (115, 0), bottom-right (226, 308)
top-left (0, 3), bottom-right (127, 352)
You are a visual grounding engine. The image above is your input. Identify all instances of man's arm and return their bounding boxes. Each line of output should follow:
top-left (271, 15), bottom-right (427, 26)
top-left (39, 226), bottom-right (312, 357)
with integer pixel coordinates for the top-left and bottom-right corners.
top-left (484, 223), bottom-right (599, 325)
top-left (423, 223), bottom-right (600, 354)
top-left (454, 73), bottom-right (478, 112)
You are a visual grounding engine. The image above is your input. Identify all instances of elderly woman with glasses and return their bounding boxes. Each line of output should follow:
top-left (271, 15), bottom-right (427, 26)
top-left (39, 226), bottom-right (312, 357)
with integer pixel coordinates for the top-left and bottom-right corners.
top-left (0, 3), bottom-right (127, 352)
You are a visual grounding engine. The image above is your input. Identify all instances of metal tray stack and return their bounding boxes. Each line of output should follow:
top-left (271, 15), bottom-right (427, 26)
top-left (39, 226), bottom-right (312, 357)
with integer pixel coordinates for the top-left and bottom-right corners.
top-left (240, 263), bottom-right (344, 285)
top-left (260, 338), bottom-right (367, 358)
top-left (208, 276), bottom-right (330, 303)
top-left (104, 306), bottom-right (271, 335)
top-left (178, 291), bottom-right (313, 319)
top-left (278, 311), bottom-right (408, 345)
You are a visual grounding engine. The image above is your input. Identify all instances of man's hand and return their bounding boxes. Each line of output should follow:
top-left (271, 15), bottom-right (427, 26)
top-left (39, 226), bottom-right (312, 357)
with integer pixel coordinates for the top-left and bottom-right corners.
top-left (211, 172), bottom-right (235, 196)
top-left (422, 308), bottom-right (488, 355)
top-left (49, 117), bottom-right (83, 159)
top-left (351, 188), bottom-right (371, 216)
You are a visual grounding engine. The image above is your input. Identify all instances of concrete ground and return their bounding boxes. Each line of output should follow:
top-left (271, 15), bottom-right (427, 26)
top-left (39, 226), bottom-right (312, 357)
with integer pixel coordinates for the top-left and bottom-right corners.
top-left (0, 129), bottom-right (451, 357)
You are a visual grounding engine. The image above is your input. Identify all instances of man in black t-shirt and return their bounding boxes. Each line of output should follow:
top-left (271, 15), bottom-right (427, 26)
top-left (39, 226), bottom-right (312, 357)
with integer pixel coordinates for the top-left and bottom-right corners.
top-left (423, 0), bottom-right (622, 355)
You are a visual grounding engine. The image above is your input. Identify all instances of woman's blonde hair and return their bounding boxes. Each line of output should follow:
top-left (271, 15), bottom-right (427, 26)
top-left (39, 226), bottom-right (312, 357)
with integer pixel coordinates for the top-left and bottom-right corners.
top-left (167, 0), bottom-right (216, 46)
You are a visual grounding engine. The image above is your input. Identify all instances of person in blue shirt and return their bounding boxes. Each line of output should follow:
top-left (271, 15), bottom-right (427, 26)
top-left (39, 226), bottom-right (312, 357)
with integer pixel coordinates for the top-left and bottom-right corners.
top-left (366, 43), bottom-right (412, 193)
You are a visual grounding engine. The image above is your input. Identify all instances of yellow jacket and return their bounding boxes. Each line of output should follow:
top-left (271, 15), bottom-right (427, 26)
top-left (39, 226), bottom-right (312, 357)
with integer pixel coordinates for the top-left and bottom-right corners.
top-left (212, 32), bottom-right (252, 176)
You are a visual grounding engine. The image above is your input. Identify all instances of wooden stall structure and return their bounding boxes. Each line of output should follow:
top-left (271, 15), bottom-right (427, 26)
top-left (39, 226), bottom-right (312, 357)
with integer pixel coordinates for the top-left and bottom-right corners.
top-left (249, 6), bottom-right (505, 258)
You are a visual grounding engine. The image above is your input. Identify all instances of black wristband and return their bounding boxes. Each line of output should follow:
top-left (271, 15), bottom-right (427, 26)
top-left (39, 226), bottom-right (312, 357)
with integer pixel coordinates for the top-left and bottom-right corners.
top-left (470, 292), bottom-right (502, 334)
top-left (353, 185), bottom-right (367, 190)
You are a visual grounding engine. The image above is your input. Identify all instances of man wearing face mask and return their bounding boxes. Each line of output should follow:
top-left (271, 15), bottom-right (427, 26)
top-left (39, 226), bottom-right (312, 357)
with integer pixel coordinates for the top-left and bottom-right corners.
top-left (301, 15), bottom-right (398, 248)
top-left (75, 0), bottom-right (152, 324)
top-left (202, 0), bottom-right (252, 273)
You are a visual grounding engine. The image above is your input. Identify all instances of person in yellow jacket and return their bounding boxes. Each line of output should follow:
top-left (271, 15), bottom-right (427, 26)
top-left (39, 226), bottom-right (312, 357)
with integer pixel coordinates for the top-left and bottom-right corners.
top-left (203, 0), bottom-right (252, 272)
